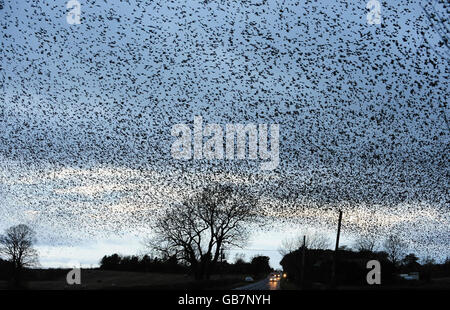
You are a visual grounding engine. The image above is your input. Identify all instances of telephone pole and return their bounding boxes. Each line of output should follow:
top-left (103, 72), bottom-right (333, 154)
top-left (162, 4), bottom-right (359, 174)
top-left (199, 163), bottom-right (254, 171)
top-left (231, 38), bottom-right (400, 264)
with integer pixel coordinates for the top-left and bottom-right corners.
top-left (300, 235), bottom-right (306, 289)
top-left (330, 209), bottom-right (343, 288)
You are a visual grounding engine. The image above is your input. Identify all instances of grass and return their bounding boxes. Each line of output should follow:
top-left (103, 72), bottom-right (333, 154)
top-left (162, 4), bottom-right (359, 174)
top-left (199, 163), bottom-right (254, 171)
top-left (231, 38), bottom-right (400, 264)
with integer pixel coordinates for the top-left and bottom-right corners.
top-left (0, 269), bottom-right (246, 290)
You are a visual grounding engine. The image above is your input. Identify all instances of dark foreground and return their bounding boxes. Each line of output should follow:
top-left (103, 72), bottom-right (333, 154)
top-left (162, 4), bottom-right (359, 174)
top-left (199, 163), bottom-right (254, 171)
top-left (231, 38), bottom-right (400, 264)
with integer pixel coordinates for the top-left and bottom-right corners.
top-left (1, 269), bottom-right (450, 290)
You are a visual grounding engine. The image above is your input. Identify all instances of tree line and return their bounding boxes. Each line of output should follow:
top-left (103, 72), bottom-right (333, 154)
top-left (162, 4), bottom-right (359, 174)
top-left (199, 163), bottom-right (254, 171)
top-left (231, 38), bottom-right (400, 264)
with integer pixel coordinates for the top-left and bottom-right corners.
top-left (99, 253), bottom-right (272, 278)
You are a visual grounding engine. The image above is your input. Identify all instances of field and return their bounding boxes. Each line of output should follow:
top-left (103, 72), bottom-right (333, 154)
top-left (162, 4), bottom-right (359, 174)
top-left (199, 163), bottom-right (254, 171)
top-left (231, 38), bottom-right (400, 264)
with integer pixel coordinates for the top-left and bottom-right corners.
top-left (0, 269), bottom-right (247, 290)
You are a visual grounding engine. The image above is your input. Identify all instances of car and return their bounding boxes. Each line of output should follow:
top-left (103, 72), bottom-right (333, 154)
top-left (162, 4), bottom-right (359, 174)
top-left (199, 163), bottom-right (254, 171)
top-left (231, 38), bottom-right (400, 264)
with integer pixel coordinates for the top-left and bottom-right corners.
top-left (269, 273), bottom-right (279, 281)
top-left (245, 276), bottom-right (254, 282)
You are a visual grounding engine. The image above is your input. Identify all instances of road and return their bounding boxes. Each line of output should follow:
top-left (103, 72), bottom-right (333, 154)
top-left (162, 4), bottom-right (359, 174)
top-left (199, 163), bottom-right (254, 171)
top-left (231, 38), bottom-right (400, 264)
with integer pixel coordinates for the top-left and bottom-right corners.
top-left (233, 277), bottom-right (280, 290)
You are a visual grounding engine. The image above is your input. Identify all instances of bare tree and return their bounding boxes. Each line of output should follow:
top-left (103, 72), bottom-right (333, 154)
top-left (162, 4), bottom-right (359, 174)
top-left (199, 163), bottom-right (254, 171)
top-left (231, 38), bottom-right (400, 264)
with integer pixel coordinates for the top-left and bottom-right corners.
top-left (383, 234), bottom-right (406, 266)
top-left (146, 184), bottom-right (259, 280)
top-left (0, 224), bottom-right (38, 286)
top-left (278, 230), bottom-right (331, 256)
top-left (354, 233), bottom-right (378, 252)
top-left (233, 252), bottom-right (246, 264)
top-left (304, 231), bottom-right (332, 250)
top-left (0, 224), bottom-right (38, 270)
top-left (278, 237), bottom-right (298, 256)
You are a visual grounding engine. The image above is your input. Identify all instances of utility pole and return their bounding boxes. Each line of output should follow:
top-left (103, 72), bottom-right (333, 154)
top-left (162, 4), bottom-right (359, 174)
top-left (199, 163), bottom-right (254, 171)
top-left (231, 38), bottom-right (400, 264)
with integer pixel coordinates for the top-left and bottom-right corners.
top-left (300, 235), bottom-right (306, 289)
top-left (330, 209), bottom-right (343, 288)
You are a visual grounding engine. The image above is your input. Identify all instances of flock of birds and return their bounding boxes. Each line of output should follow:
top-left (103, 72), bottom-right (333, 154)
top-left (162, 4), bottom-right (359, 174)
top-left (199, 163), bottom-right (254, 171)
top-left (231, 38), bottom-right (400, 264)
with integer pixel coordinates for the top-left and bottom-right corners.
top-left (0, 0), bottom-right (448, 260)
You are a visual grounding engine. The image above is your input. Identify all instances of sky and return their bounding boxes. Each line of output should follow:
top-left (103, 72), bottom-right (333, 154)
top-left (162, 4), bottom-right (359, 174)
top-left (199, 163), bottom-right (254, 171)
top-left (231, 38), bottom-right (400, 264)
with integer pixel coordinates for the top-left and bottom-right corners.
top-left (0, 0), bottom-right (449, 268)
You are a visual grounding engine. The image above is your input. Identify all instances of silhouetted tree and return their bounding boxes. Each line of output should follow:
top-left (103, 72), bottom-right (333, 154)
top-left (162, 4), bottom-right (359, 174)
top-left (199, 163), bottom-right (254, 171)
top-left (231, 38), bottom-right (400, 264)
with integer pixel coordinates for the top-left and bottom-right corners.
top-left (401, 253), bottom-right (421, 274)
top-left (99, 253), bottom-right (188, 273)
top-left (278, 237), bottom-right (297, 256)
top-left (100, 253), bottom-right (121, 270)
top-left (354, 234), bottom-right (378, 252)
top-left (402, 253), bottom-right (419, 266)
top-left (146, 184), bottom-right (259, 279)
top-left (0, 224), bottom-right (38, 286)
top-left (383, 234), bottom-right (406, 266)
top-left (279, 230), bottom-right (331, 256)
top-left (250, 255), bottom-right (272, 276)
